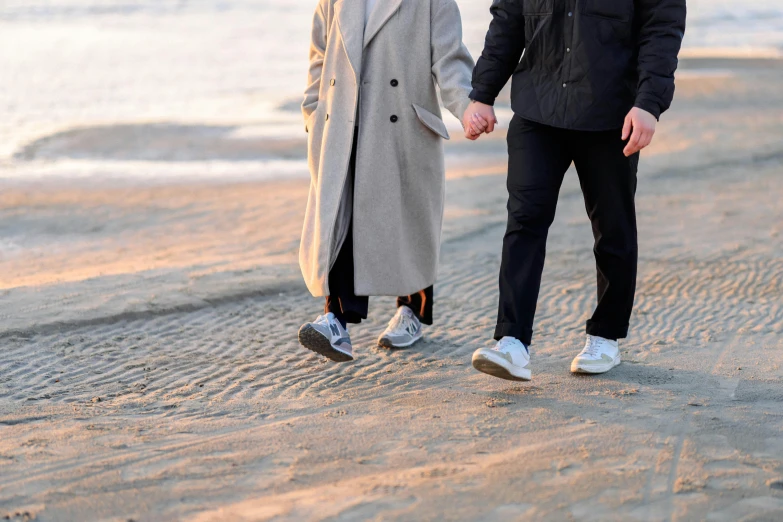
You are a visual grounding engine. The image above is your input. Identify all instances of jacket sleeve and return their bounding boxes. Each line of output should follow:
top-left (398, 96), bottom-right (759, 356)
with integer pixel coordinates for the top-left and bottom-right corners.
top-left (634, 0), bottom-right (686, 119)
top-left (430, 0), bottom-right (475, 122)
top-left (302, 0), bottom-right (328, 132)
top-left (469, 0), bottom-right (526, 106)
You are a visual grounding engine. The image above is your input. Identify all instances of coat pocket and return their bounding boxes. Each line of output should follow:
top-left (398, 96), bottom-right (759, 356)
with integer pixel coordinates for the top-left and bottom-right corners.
top-left (522, 0), bottom-right (554, 15)
top-left (581, 0), bottom-right (633, 22)
top-left (412, 104), bottom-right (450, 140)
top-left (305, 107), bottom-right (319, 133)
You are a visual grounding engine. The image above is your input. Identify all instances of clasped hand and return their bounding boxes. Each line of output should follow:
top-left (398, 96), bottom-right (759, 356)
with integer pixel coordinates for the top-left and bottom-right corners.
top-left (462, 101), bottom-right (496, 141)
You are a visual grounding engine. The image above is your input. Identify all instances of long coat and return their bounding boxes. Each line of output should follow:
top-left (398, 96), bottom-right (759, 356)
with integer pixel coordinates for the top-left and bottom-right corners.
top-left (300, 0), bottom-right (474, 297)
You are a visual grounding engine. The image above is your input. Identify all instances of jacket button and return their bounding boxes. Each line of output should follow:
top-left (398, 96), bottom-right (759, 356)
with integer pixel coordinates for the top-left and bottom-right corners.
top-left (325, 113), bottom-right (329, 121)
top-left (390, 115), bottom-right (398, 123)
top-left (390, 79), bottom-right (398, 87)
top-left (330, 79), bottom-right (335, 86)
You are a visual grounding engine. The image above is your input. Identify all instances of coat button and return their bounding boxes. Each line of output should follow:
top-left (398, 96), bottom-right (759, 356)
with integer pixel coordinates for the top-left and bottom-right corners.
top-left (390, 115), bottom-right (398, 123)
top-left (325, 113), bottom-right (329, 121)
top-left (330, 79), bottom-right (335, 86)
top-left (390, 79), bottom-right (398, 87)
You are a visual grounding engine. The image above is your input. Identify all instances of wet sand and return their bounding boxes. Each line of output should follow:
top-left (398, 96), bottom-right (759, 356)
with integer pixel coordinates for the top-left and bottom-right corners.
top-left (1, 60), bottom-right (783, 521)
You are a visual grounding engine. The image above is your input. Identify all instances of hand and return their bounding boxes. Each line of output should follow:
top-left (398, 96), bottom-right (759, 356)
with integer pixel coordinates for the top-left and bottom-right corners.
top-left (622, 107), bottom-right (657, 157)
top-left (462, 101), bottom-right (497, 141)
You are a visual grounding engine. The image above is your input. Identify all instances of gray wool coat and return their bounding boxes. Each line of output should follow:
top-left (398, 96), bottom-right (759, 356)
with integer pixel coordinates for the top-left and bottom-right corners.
top-left (300, 0), bottom-right (474, 297)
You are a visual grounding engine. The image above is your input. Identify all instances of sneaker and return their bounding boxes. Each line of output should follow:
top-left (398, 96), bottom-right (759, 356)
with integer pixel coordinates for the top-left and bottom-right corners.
top-left (471, 336), bottom-right (531, 381)
top-left (377, 305), bottom-right (422, 349)
top-left (570, 335), bottom-right (621, 374)
top-left (298, 313), bottom-right (353, 362)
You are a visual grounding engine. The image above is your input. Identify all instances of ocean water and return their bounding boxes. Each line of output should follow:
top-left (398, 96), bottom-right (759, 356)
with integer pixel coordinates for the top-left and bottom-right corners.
top-left (1, 0), bottom-right (782, 180)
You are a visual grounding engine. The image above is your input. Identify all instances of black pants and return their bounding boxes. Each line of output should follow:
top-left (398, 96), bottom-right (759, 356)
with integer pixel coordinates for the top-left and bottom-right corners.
top-left (325, 222), bottom-right (433, 325)
top-left (495, 116), bottom-right (638, 345)
top-left (324, 129), bottom-right (433, 326)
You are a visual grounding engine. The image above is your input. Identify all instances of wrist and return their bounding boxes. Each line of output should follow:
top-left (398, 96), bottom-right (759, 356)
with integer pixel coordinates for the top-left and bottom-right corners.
top-left (468, 89), bottom-right (496, 107)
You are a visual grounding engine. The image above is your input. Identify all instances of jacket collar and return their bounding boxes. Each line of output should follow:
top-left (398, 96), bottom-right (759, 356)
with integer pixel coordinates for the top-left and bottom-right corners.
top-left (334, 0), bottom-right (365, 78)
top-left (363, 0), bottom-right (403, 49)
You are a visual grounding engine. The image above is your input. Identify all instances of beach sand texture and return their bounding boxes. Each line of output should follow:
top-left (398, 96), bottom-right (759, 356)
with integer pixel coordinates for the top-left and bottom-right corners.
top-left (2, 2), bottom-right (783, 520)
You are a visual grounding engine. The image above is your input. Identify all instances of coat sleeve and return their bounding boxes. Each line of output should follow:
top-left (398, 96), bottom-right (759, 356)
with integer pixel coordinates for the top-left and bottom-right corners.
top-left (634, 0), bottom-right (686, 119)
top-left (469, 0), bottom-right (525, 106)
top-left (430, 0), bottom-right (475, 122)
top-left (302, 0), bottom-right (328, 132)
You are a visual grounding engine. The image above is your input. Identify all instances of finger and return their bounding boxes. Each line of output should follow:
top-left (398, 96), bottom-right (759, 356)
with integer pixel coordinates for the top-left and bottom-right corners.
top-left (469, 121), bottom-right (485, 135)
top-left (470, 116), bottom-right (487, 133)
top-left (486, 117), bottom-right (496, 134)
top-left (624, 130), bottom-right (641, 156)
top-left (473, 113), bottom-right (490, 127)
top-left (622, 114), bottom-right (632, 141)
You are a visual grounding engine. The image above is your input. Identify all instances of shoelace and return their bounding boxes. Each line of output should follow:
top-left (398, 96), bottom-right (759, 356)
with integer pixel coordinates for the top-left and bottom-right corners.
top-left (581, 336), bottom-right (601, 358)
top-left (495, 337), bottom-right (519, 353)
top-left (387, 310), bottom-right (413, 334)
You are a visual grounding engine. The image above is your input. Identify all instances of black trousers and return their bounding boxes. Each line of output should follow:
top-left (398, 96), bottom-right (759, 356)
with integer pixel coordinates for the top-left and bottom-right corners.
top-left (324, 129), bottom-right (433, 326)
top-left (495, 116), bottom-right (639, 345)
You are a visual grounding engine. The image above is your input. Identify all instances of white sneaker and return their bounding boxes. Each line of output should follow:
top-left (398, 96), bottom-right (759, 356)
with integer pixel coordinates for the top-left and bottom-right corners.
top-left (298, 313), bottom-right (353, 362)
top-left (570, 335), bottom-right (621, 374)
top-left (377, 305), bottom-right (422, 349)
top-left (472, 337), bottom-right (531, 381)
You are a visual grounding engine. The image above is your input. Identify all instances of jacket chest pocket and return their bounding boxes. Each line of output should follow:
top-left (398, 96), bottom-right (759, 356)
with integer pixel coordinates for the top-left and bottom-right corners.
top-left (581, 0), bottom-right (633, 22)
top-left (523, 0), bottom-right (553, 15)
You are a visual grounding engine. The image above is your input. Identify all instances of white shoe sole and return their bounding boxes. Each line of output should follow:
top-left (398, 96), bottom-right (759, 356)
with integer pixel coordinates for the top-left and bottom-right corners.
top-left (571, 354), bottom-right (621, 374)
top-left (472, 349), bottom-right (531, 381)
top-left (298, 324), bottom-right (353, 362)
top-left (377, 330), bottom-right (422, 349)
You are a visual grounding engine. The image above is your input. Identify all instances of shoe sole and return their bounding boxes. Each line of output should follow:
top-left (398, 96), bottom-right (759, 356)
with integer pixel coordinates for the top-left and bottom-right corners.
top-left (571, 354), bottom-right (621, 374)
top-left (377, 331), bottom-right (422, 349)
top-left (298, 324), bottom-right (353, 362)
top-left (472, 351), bottom-right (531, 381)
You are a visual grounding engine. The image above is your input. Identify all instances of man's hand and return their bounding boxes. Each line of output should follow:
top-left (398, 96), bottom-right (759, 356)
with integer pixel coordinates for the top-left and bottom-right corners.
top-left (462, 101), bottom-right (497, 141)
top-left (622, 107), bottom-right (657, 157)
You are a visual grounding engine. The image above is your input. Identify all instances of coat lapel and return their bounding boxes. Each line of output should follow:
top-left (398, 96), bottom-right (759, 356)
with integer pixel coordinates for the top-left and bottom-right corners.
top-left (363, 0), bottom-right (403, 49)
top-left (334, 0), bottom-right (365, 78)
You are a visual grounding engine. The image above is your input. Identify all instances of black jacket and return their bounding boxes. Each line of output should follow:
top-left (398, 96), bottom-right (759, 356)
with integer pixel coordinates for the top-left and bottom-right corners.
top-left (469, 0), bottom-right (687, 130)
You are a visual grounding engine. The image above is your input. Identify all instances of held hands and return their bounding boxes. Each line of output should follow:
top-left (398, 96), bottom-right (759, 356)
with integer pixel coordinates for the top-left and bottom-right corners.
top-left (622, 107), bottom-right (657, 157)
top-left (462, 101), bottom-right (497, 140)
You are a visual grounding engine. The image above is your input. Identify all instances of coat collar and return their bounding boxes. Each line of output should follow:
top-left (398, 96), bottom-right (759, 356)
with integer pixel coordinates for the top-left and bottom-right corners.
top-left (363, 0), bottom-right (403, 49)
top-left (334, 0), bottom-right (365, 78)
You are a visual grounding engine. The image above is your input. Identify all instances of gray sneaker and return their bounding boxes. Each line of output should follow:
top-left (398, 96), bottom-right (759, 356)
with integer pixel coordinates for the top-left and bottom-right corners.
top-left (298, 313), bottom-right (353, 362)
top-left (377, 306), bottom-right (423, 349)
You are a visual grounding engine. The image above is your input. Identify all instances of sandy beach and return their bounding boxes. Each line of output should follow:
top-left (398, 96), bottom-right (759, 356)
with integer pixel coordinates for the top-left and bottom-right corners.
top-left (2, 0), bottom-right (783, 519)
top-left (1, 57), bottom-right (782, 521)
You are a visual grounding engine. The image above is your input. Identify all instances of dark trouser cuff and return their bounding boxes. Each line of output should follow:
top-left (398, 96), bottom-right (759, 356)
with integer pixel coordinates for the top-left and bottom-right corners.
top-left (324, 297), bottom-right (368, 325)
top-left (494, 322), bottom-right (533, 346)
top-left (397, 287), bottom-right (434, 325)
top-left (586, 320), bottom-right (628, 340)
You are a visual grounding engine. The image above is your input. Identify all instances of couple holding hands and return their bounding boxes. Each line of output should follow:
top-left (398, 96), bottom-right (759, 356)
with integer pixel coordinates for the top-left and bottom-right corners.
top-left (298, 0), bottom-right (686, 381)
